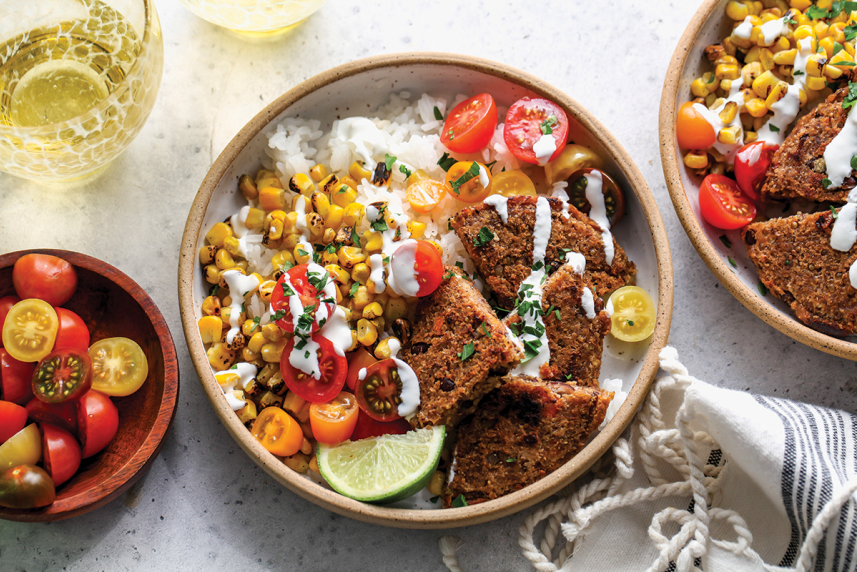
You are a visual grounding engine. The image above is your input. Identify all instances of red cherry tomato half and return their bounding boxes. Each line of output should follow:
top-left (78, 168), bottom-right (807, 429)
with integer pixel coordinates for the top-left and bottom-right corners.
top-left (389, 240), bottom-right (443, 297)
top-left (270, 264), bottom-right (336, 334)
top-left (12, 254), bottom-right (77, 307)
top-left (734, 141), bottom-right (778, 201)
top-left (0, 464), bottom-right (56, 509)
top-left (355, 359), bottom-right (407, 422)
top-left (280, 334), bottom-right (347, 403)
top-left (53, 308), bottom-right (90, 352)
top-left (0, 296), bottom-right (20, 348)
top-left (440, 93), bottom-right (498, 153)
top-left (349, 409), bottom-right (411, 441)
top-left (77, 389), bottom-right (119, 458)
top-left (40, 423), bottom-right (81, 486)
top-left (698, 174), bottom-right (758, 230)
top-left (676, 102), bottom-right (717, 150)
top-left (25, 398), bottom-right (78, 435)
top-left (33, 349), bottom-right (92, 404)
top-left (345, 348), bottom-right (378, 391)
top-left (503, 97), bottom-right (569, 165)
top-left (0, 349), bottom-right (35, 405)
top-left (414, 240), bottom-right (443, 297)
top-left (0, 401), bottom-right (27, 443)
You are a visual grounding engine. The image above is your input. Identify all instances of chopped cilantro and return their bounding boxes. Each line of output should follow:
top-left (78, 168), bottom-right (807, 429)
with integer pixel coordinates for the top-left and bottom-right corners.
top-left (271, 309), bottom-right (286, 321)
top-left (565, 373), bottom-right (574, 381)
top-left (430, 495), bottom-right (440, 503)
top-left (823, 178), bottom-right (833, 189)
top-left (474, 226), bottom-right (495, 247)
top-left (442, 269), bottom-right (455, 281)
top-left (449, 162), bottom-right (481, 195)
top-left (769, 124), bottom-right (780, 133)
top-left (785, 260), bottom-right (792, 265)
top-left (851, 155), bottom-right (857, 171)
top-left (383, 255), bottom-right (390, 265)
top-left (793, 70), bottom-right (805, 76)
top-left (521, 339), bottom-right (541, 362)
top-left (325, 243), bottom-right (336, 254)
top-left (807, 5), bottom-right (829, 19)
top-left (447, 128), bottom-right (455, 140)
top-left (433, 106), bottom-right (443, 121)
top-left (458, 342), bottom-right (476, 361)
top-left (485, 160), bottom-right (497, 172)
top-left (304, 350), bottom-right (310, 359)
top-left (554, 308), bottom-right (561, 321)
top-left (229, 364), bottom-right (238, 370)
top-left (371, 218), bottom-right (389, 232)
top-left (447, 219), bottom-right (453, 231)
top-left (312, 251), bottom-right (321, 263)
top-left (384, 153), bottom-right (397, 171)
top-left (847, 22), bottom-right (857, 41)
top-left (834, 42), bottom-right (845, 57)
top-left (539, 115), bottom-right (558, 135)
top-left (506, 458), bottom-right (516, 463)
top-left (281, 261), bottom-right (294, 273)
top-left (295, 337), bottom-right (308, 350)
top-left (437, 152), bottom-right (457, 172)
top-left (349, 282), bottom-right (359, 298)
top-left (249, 316), bottom-right (261, 332)
top-left (843, 81), bottom-right (857, 110)
top-left (351, 227), bottom-right (361, 248)
top-left (399, 164), bottom-right (412, 178)
top-left (728, 257), bottom-right (737, 268)
top-left (531, 260), bottom-right (544, 272)
top-left (831, 205), bottom-right (840, 219)
top-left (627, 320), bottom-right (635, 327)
top-left (281, 282), bottom-right (296, 297)
top-left (452, 495), bottom-right (468, 508)
top-left (455, 261), bottom-right (466, 271)
top-left (705, 73), bottom-right (716, 85)
top-left (480, 322), bottom-right (492, 338)
top-left (758, 281), bottom-right (768, 296)
top-left (209, 284), bottom-right (220, 296)
top-left (718, 235), bottom-right (732, 249)
top-left (297, 248), bottom-right (308, 257)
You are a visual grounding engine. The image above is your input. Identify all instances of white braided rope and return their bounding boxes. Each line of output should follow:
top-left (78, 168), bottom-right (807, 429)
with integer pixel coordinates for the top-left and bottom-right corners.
top-left (794, 476), bottom-right (857, 572)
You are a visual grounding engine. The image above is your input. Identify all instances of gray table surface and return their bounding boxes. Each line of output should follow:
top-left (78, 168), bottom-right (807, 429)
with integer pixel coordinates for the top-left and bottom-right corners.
top-left (3, 0), bottom-right (856, 570)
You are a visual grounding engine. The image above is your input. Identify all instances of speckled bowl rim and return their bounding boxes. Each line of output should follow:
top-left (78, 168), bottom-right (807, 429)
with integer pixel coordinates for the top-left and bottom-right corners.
top-left (659, 0), bottom-right (857, 360)
top-left (179, 52), bottom-right (674, 529)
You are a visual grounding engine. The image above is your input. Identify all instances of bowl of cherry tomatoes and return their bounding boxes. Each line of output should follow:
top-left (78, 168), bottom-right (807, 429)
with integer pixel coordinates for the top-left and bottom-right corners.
top-left (0, 250), bottom-right (179, 522)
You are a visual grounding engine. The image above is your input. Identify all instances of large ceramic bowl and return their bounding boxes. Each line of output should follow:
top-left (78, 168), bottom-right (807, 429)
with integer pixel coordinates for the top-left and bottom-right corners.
top-left (0, 249), bottom-right (179, 522)
top-left (660, 0), bottom-right (857, 360)
top-left (179, 53), bottom-right (673, 528)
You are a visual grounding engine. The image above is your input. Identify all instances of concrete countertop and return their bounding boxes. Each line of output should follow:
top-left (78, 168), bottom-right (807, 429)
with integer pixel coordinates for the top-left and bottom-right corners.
top-left (2, 1), bottom-right (856, 570)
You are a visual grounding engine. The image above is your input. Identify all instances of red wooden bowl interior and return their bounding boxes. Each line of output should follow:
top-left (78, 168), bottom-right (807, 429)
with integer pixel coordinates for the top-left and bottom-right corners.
top-left (0, 249), bottom-right (179, 522)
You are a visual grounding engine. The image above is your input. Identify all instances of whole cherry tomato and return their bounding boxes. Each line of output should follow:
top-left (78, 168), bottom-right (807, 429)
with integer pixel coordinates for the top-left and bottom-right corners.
top-left (440, 93), bottom-right (498, 153)
top-left (12, 254), bottom-right (77, 306)
top-left (0, 349), bottom-right (35, 405)
top-left (698, 174), bottom-right (758, 230)
top-left (76, 390), bottom-right (119, 458)
top-left (0, 464), bottom-right (55, 509)
top-left (734, 141), bottom-right (778, 201)
top-left (53, 308), bottom-right (91, 352)
top-left (41, 423), bottom-right (81, 486)
top-left (25, 398), bottom-right (79, 435)
top-left (0, 401), bottom-right (27, 443)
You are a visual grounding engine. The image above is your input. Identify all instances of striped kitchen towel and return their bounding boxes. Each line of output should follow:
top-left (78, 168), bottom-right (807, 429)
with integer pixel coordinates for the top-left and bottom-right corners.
top-left (443, 347), bottom-right (857, 572)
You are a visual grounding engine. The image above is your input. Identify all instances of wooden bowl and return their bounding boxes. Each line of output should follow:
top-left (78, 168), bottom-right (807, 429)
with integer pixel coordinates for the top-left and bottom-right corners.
top-left (0, 249), bottom-right (179, 522)
top-left (179, 53), bottom-right (673, 528)
top-left (660, 0), bottom-right (857, 360)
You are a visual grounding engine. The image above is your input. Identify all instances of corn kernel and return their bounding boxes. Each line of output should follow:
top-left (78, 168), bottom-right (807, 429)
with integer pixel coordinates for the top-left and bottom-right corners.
top-left (288, 173), bottom-right (315, 196)
top-left (198, 316), bottom-right (223, 344)
top-left (407, 220), bottom-right (427, 239)
top-left (352, 285), bottom-right (373, 311)
top-left (362, 302), bottom-right (383, 320)
top-left (752, 70), bottom-right (780, 98)
top-left (294, 243), bottom-right (312, 265)
top-left (745, 97), bottom-right (769, 118)
top-left (773, 48), bottom-right (797, 65)
top-left (819, 36), bottom-right (836, 58)
top-left (691, 77), bottom-right (712, 98)
top-left (325, 204), bottom-right (345, 230)
top-left (205, 222), bottom-right (233, 248)
top-left (311, 190), bottom-right (331, 218)
top-left (258, 187), bottom-right (287, 211)
top-left (383, 298), bottom-right (408, 323)
top-left (205, 264), bottom-right (222, 284)
top-left (745, 130), bottom-right (759, 143)
top-left (321, 251), bottom-right (339, 266)
top-left (789, 0), bottom-right (811, 9)
top-left (758, 48), bottom-right (775, 71)
top-left (338, 246), bottom-right (367, 270)
top-left (284, 453), bottom-right (309, 473)
top-left (349, 160), bottom-right (372, 182)
top-left (764, 80), bottom-right (789, 110)
top-left (806, 75), bottom-right (828, 91)
top-left (261, 338), bottom-right (289, 362)
top-left (331, 184), bottom-right (357, 208)
top-left (243, 207), bottom-right (266, 231)
top-left (309, 164), bottom-right (328, 183)
top-left (806, 53), bottom-right (828, 77)
top-left (726, 0), bottom-right (750, 19)
top-left (238, 174), bottom-right (258, 201)
top-left (362, 230), bottom-right (384, 253)
top-left (343, 203), bottom-right (365, 227)
top-left (247, 332), bottom-right (267, 354)
top-left (325, 264), bottom-right (350, 284)
top-left (356, 319), bottom-right (378, 346)
top-left (281, 233), bottom-right (299, 251)
top-left (683, 151), bottom-right (709, 170)
top-left (351, 263), bottom-right (370, 284)
top-left (262, 323), bottom-right (283, 341)
top-left (207, 343), bottom-right (236, 371)
top-left (283, 391), bottom-right (306, 415)
top-left (306, 213), bottom-right (325, 240)
top-left (199, 245), bottom-right (217, 265)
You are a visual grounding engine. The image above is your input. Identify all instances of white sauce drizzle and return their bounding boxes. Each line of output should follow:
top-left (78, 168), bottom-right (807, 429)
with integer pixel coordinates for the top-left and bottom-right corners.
top-left (364, 202), bottom-right (414, 296)
top-left (319, 306), bottom-right (352, 357)
top-left (483, 194), bottom-right (509, 224)
top-left (759, 16), bottom-right (788, 46)
top-left (581, 287), bottom-right (596, 319)
top-left (215, 363), bottom-right (257, 411)
top-left (583, 170), bottom-right (615, 266)
top-left (692, 80), bottom-right (745, 162)
top-left (332, 117), bottom-right (387, 170)
top-left (757, 38), bottom-right (813, 146)
top-left (550, 181), bottom-right (572, 219)
top-left (293, 195), bottom-right (315, 257)
top-left (828, 189), bottom-right (857, 289)
top-left (222, 270), bottom-right (261, 344)
top-left (368, 253), bottom-right (386, 294)
top-left (564, 251), bottom-right (586, 275)
top-left (733, 16), bottom-right (753, 40)
top-left (358, 367), bottom-right (367, 381)
top-left (478, 164), bottom-right (490, 188)
top-left (387, 338), bottom-right (401, 358)
top-left (533, 134), bottom-right (557, 166)
top-left (393, 358), bottom-right (420, 418)
top-left (387, 239), bottom-right (420, 297)
top-left (823, 106), bottom-right (857, 189)
top-left (230, 206), bottom-right (252, 258)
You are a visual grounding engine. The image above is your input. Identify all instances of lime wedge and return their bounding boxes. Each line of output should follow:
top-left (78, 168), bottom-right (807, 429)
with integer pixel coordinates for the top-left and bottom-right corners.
top-left (317, 426), bottom-right (445, 504)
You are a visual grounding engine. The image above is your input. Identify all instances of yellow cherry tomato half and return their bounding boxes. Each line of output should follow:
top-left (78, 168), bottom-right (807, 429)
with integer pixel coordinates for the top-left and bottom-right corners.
top-left (490, 170), bottom-right (537, 197)
top-left (406, 179), bottom-right (449, 213)
top-left (543, 144), bottom-right (604, 185)
top-left (444, 161), bottom-right (492, 203)
top-left (676, 102), bottom-right (716, 150)
top-left (608, 286), bottom-right (657, 342)
top-left (1, 299), bottom-right (58, 362)
top-left (88, 337), bottom-right (149, 397)
top-left (251, 406), bottom-right (303, 457)
top-left (0, 424), bottom-right (41, 471)
top-left (309, 391), bottom-right (359, 445)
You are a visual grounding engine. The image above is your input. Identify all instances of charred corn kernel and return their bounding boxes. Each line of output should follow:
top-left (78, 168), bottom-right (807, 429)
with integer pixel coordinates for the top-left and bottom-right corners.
top-left (718, 101), bottom-right (739, 124)
top-left (758, 48), bottom-right (774, 71)
top-left (683, 151), bottom-right (709, 170)
top-left (347, 330), bottom-right (358, 352)
top-left (288, 173), bottom-right (315, 196)
top-left (745, 45), bottom-right (763, 64)
top-left (222, 236), bottom-right (241, 258)
top-left (349, 160), bottom-right (372, 181)
top-left (199, 245), bottom-right (218, 265)
top-left (819, 36), bottom-right (836, 58)
top-left (263, 371), bottom-right (286, 395)
top-left (218, 267), bottom-right (244, 290)
top-left (255, 363), bottom-right (278, 387)
top-left (261, 338), bottom-right (289, 362)
top-left (241, 318), bottom-right (259, 337)
top-left (370, 316), bottom-right (385, 331)
top-left (299, 421), bottom-right (314, 440)
top-left (291, 194), bottom-right (311, 214)
top-left (745, 130), bottom-right (759, 143)
top-left (242, 347), bottom-right (259, 362)
top-left (241, 207), bottom-right (264, 231)
top-left (406, 220), bottom-right (426, 239)
top-left (205, 264), bottom-right (222, 284)
top-left (374, 337), bottom-right (400, 360)
top-left (225, 331), bottom-right (247, 352)
top-left (236, 399), bottom-right (258, 427)
top-left (806, 75), bottom-right (828, 91)
top-left (207, 343), bottom-right (235, 371)
top-left (726, 0), bottom-right (750, 19)
top-left (384, 298), bottom-right (408, 323)
top-left (198, 316), bottom-right (223, 344)
top-left (271, 252), bottom-right (294, 273)
top-left (752, 70), bottom-right (780, 98)
top-left (352, 285), bottom-right (373, 311)
top-left (215, 249), bottom-right (236, 270)
top-left (262, 323), bottom-right (283, 342)
top-left (238, 174), bottom-right (258, 201)
top-left (247, 332), bottom-right (267, 354)
top-left (281, 233), bottom-right (299, 251)
top-left (300, 437), bottom-right (313, 456)
top-left (771, 35), bottom-right (791, 52)
top-left (753, 115), bottom-right (768, 132)
top-left (321, 251), bottom-right (338, 266)
top-left (340, 175), bottom-right (360, 189)
top-left (362, 302), bottom-right (383, 320)
top-left (308, 456), bottom-right (319, 474)
top-left (257, 280), bottom-right (276, 304)
top-left (704, 93), bottom-right (718, 108)
top-left (806, 53), bottom-right (827, 77)
top-left (741, 61), bottom-right (763, 86)
top-left (691, 77), bottom-right (712, 98)
top-left (202, 295), bottom-right (222, 316)
top-left (320, 228), bottom-right (335, 245)
top-left (356, 319), bottom-right (378, 346)
top-left (351, 263), bottom-right (370, 284)
top-left (425, 240), bottom-right (443, 258)
top-left (283, 391), bottom-right (306, 415)
top-left (765, 80), bottom-right (789, 109)
top-left (318, 174), bottom-right (340, 196)
top-left (338, 246), bottom-right (367, 270)
top-left (325, 205), bottom-right (344, 230)
top-left (309, 164), bottom-right (328, 183)
top-left (331, 185), bottom-right (357, 208)
top-left (723, 35), bottom-right (739, 55)
top-left (773, 48), bottom-right (797, 65)
top-left (343, 202), bottom-right (365, 226)
top-left (715, 53), bottom-right (739, 66)
top-left (311, 191), bottom-right (331, 218)
top-left (258, 390), bottom-right (284, 411)
top-left (294, 243), bottom-right (312, 265)
top-left (284, 452), bottom-right (309, 473)
top-left (306, 213), bottom-right (324, 239)
top-left (362, 230), bottom-right (383, 253)
top-left (205, 222), bottom-right (232, 247)
top-left (745, 97), bottom-right (769, 117)
top-left (325, 264), bottom-right (350, 284)
top-left (718, 125), bottom-right (742, 146)
top-left (259, 187), bottom-right (288, 211)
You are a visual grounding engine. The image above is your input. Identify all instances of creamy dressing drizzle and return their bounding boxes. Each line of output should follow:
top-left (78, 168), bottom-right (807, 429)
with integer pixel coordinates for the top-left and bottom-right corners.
top-left (564, 251), bottom-right (586, 275)
top-left (364, 202), bottom-right (415, 296)
top-left (483, 194), bottom-right (509, 223)
top-left (319, 306), bottom-right (351, 356)
top-left (393, 358), bottom-right (420, 418)
top-left (605, 296), bottom-right (615, 318)
top-left (230, 206), bottom-right (252, 258)
top-left (759, 16), bottom-right (788, 46)
top-left (368, 253), bottom-right (386, 294)
top-left (823, 106), bottom-right (857, 189)
top-left (478, 164), bottom-right (490, 188)
top-left (215, 363), bottom-right (257, 411)
top-left (332, 117), bottom-right (387, 171)
top-left (581, 288), bottom-right (597, 319)
top-left (733, 16), bottom-right (753, 40)
top-left (294, 195), bottom-right (314, 257)
top-left (387, 239), bottom-right (420, 297)
top-left (550, 181), bottom-right (572, 219)
top-left (283, 262), bottom-right (341, 378)
top-left (533, 134), bottom-right (557, 166)
top-left (583, 170), bottom-right (615, 266)
top-left (222, 270), bottom-right (261, 344)
top-left (757, 38), bottom-right (813, 146)
top-left (692, 80), bottom-right (745, 162)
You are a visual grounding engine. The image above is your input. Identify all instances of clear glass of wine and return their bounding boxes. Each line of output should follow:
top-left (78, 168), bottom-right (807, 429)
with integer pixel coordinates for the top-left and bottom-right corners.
top-left (177, 0), bottom-right (328, 38)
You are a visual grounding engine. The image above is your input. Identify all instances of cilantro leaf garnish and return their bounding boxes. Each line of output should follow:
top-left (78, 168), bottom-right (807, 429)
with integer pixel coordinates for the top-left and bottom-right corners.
top-left (852, 155), bottom-right (857, 171)
top-left (281, 282), bottom-right (296, 297)
top-left (430, 495), bottom-right (440, 503)
top-left (843, 81), bottom-right (857, 110)
top-left (539, 115), bottom-right (558, 135)
top-left (847, 22), bottom-right (857, 42)
top-left (506, 458), bottom-right (516, 463)
top-left (480, 322), bottom-right (492, 338)
top-left (831, 205), bottom-right (840, 219)
top-left (793, 70), bottom-right (805, 76)
top-left (807, 5), bottom-right (830, 19)
top-left (474, 226), bottom-right (495, 247)
top-left (768, 124), bottom-right (780, 133)
top-left (452, 495), bottom-right (468, 508)
top-left (823, 178), bottom-right (833, 189)
top-left (458, 342), bottom-right (476, 361)
top-left (349, 282), bottom-right (359, 298)
top-left (758, 281), bottom-right (768, 296)
top-left (297, 248), bottom-right (308, 257)
top-left (728, 257), bottom-right (737, 268)
top-left (384, 153), bottom-right (397, 171)
top-left (249, 316), bottom-right (261, 332)
top-left (271, 309), bottom-right (286, 321)
top-left (718, 235), bottom-right (732, 249)
top-left (437, 152), bottom-right (457, 172)
top-left (433, 106), bottom-right (443, 121)
top-left (485, 160), bottom-right (497, 172)
top-left (371, 218), bottom-right (388, 232)
top-left (399, 164), bottom-right (412, 178)
top-left (521, 339), bottom-right (541, 362)
top-left (449, 162), bottom-right (482, 195)
top-left (351, 227), bottom-right (361, 248)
